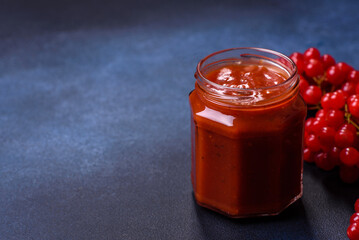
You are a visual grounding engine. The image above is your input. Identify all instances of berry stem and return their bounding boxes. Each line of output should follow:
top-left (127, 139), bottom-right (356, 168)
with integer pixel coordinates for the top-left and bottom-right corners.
top-left (348, 119), bottom-right (359, 133)
top-left (344, 104), bottom-right (359, 132)
top-left (330, 85), bottom-right (335, 92)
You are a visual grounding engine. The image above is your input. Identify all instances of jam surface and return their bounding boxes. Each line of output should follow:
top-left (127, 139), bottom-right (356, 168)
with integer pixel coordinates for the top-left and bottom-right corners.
top-left (204, 62), bottom-right (287, 89)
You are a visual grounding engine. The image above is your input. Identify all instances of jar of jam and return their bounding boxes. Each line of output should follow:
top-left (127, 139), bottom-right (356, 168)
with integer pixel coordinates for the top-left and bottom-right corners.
top-left (189, 47), bottom-right (307, 218)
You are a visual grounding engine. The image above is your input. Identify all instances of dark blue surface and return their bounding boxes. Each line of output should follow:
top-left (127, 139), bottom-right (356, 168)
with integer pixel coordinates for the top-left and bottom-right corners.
top-left (1, 0), bottom-right (359, 239)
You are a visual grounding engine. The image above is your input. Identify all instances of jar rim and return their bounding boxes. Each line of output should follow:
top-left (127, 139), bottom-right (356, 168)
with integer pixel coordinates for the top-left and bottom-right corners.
top-left (196, 47), bottom-right (297, 92)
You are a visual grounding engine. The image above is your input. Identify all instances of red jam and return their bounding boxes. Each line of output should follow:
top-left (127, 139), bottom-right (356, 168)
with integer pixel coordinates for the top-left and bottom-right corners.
top-left (205, 63), bottom-right (287, 89)
top-left (189, 48), bottom-right (307, 218)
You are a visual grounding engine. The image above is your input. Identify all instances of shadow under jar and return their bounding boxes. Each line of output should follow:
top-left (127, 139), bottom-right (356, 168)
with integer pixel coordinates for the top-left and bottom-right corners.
top-left (189, 48), bottom-right (307, 218)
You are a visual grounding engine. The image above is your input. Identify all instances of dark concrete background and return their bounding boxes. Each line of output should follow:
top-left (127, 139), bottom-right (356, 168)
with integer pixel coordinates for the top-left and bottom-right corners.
top-left (0, 0), bottom-right (359, 239)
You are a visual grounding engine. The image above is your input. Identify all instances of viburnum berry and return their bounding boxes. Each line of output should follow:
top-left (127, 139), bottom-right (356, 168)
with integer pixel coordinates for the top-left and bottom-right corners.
top-left (311, 118), bottom-right (326, 134)
top-left (305, 118), bottom-right (315, 134)
top-left (326, 65), bottom-right (345, 85)
top-left (303, 148), bottom-right (314, 163)
top-left (315, 109), bottom-right (326, 119)
top-left (320, 93), bottom-right (331, 109)
top-left (314, 152), bottom-right (336, 171)
top-left (340, 147), bottom-right (359, 166)
top-left (290, 52), bottom-right (303, 60)
top-left (304, 59), bottom-right (324, 78)
top-left (331, 91), bottom-right (346, 108)
top-left (302, 85), bottom-right (322, 105)
top-left (299, 76), bottom-right (309, 94)
top-left (348, 222), bottom-right (359, 240)
top-left (335, 129), bottom-right (356, 148)
top-left (350, 213), bottom-right (359, 224)
top-left (339, 123), bottom-right (357, 135)
top-left (356, 84), bottom-right (359, 95)
top-left (342, 81), bottom-right (357, 97)
top-left (303, 47), bottom-right (321, 61)
top-left (320, 143), bottom-right (330, 153)
top-left (348, 95), bottom-right (359, 105)
top-left (348, 70), bottom-right (359, 83)
top-left (328, 146), bottom-right (341, 166)
top-left (337, 62), bottom-right (354, 77)
top-left (349, 100), bottom-right (359, 118)
top-left (320, 91), bottom-right (345, 110)
top-left (317, 126), bottom-right (336, 146)
top-left (321, 54), bottom-right (336, 69)
top-left (305, 134), bottom-right (321, 152)
top-left (340, 165), bottom-right (359, 183)
top-left (290, 52), bottom-right (304, 75)
top-left (325, 109), bottom-right (345, 129)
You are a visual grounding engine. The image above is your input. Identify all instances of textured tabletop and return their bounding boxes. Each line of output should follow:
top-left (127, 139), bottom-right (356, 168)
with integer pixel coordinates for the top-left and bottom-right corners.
top-left (1, 0), bottom-right (359, 239)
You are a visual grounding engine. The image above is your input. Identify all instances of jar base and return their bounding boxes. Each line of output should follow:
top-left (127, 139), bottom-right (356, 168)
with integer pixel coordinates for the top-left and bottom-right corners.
top-left (194, 191), bottom-right (303, 218)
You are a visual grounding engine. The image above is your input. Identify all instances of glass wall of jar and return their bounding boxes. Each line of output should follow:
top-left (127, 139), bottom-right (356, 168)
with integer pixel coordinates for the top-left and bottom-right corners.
top-left (189, 47), bottom-right (307, 218)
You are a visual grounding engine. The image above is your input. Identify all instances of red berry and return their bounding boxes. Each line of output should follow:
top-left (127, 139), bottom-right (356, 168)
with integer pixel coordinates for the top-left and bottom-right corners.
top-left (337, 62), bottom-right (354, 77)
top-left (328, 146), bottom-right (341, 166)
top-left (331, 91), bottom-right (346, 109)
top-left (355, 199), bottom-right (359, 212)
top-left (296, 61), bottom-right (304, 75)
top-left (305, 134), bottom-right (321, 152)
top-left (321, 54), bottom-right (336, 69)
top-left (302, 85), bottom-right (322, 105)
top-left (335, 129), bottom-right (356, 148)
top-left (321, 93), bottom-right (331, 109)
top-left (304, 59), bottom-right (324, 78)
top-left (294, 61), bottom-right (304, 75)
top-left (348, 223), bottom-right (359, 240)
top-left (314, 152), bottom-right (336, 171)
top-left (289, 52), bottom-right (303, 64)
top-left (299, 77), bottom-right (309, 94)
top-left (342, 81), bottom-right (357, 98)
top-left (305, 118), bottom-right (315, 134)
top-left (349, 100), bottom-right (359, 118)
top-left (311, 118), bottom-right (326, 134)
top-left (348, 71), bottom-right (359, 83)
top-left (326, 65), bottom-right (345, 85)
top-left (356, 83), bottom-right (359, 95)
top-left (340, 123), bottom-right (357, 135)
top-left (340, 147), bottom-right (359, 166)
top-left (318, 126), bottom-right (336, 146)
top-left (315, 109), bottom-right (327, 119)
top-left (340, 165), bottom-right (359, 183)
top-left (290, 52), bottom-right (303, 60)
top-left (303, 148), bottom-right (314, 163)
top-left (320, 144), bottom-right (330, 153)
top-left (290, 52), bottom-right (304, 75)
top-left (303, 47), bottom-right (321, 61)
top-left (325, 109), bottom-right (345, 129)
top-left (348, 95), bottom-right (359, 105)
top-left (320, 91), bottom-right (345, 110)
top-left (351, 213), bottom-right (359, 224)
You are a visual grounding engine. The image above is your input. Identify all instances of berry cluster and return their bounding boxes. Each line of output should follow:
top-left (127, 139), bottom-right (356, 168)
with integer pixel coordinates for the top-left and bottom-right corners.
top-left (290, 47), bottom-right (359, 183)
top-left (347, 199), bottom-right (359, 240)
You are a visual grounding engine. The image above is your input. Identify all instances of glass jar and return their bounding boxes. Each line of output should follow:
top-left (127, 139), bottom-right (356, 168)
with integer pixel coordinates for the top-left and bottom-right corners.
top-left (189, 47), bottom-right (307, 218)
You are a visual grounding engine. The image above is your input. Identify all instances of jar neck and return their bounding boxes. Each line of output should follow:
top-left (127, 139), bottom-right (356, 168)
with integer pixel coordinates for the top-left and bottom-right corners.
top-left (195, 48), bottom-right (299, 108)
